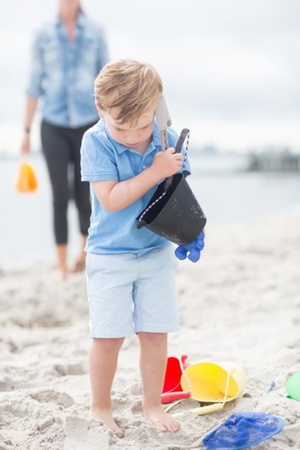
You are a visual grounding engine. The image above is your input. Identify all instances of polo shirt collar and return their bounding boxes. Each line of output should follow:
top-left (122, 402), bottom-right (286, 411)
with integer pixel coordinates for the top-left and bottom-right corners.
top-left (152, 121), bottom-right (162, 148)
top-left (104, 120), bottom-right (163, 154)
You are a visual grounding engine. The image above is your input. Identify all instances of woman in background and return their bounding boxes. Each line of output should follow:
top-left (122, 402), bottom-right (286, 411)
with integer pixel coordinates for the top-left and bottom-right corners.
top-left (20, 0), bottom-right (109, 279)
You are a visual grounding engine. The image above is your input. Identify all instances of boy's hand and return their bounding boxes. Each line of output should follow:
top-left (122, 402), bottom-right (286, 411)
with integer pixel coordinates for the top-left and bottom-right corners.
top-left (152, 147), bottom-right (183, 179)
top-left (175, 231), bottom-right (205, 263)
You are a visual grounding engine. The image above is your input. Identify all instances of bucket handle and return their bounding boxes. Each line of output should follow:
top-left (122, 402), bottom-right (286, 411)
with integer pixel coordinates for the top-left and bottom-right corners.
top-left (174, 128), bottom-right (190, 154)
top-left (164, 128), bottom-right (190, 190)
top-left (165, 368), bottom-right (233, 415)
top-left (137, 128), bottom-right (190, 227)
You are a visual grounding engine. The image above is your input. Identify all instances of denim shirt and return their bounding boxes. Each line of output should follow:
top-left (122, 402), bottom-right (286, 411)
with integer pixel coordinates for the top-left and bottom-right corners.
top-left (26, 13), bottom-right (108, 128)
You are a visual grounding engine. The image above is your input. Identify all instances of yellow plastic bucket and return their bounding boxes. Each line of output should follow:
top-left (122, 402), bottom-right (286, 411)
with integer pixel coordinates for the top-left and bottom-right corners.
top-left (180, 361), bottom-right (247, 403)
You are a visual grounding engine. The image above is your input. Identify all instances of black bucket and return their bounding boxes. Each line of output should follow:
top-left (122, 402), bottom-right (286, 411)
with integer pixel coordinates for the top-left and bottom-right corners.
top-left (136, 170), bottom-right (207, 245)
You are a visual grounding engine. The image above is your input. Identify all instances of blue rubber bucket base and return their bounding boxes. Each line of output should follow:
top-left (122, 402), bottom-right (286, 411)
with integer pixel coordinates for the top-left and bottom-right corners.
top-left (202, 412), bottom-right (285, 449)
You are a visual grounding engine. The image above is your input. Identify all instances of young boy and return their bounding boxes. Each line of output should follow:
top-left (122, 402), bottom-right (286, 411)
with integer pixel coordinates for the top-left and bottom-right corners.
top-left (81, 59), bottom-right (187, 437)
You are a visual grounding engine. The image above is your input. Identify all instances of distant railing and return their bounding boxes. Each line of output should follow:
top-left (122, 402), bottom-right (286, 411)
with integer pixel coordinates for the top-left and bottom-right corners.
top-left (247, 152), bottom-right (300, 172)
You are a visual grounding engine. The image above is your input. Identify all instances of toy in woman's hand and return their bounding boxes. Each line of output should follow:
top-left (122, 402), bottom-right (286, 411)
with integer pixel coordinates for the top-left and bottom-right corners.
top-left (175, 231), bottom-right (205, 262)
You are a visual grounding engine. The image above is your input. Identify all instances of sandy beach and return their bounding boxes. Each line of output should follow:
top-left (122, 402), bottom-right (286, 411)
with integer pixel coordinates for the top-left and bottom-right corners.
top-left (1, 209), bottom-right (300, 449)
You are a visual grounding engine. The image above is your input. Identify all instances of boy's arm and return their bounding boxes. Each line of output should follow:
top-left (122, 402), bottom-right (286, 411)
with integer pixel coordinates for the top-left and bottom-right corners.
top-left (92, 147), bottom-right (183, 212)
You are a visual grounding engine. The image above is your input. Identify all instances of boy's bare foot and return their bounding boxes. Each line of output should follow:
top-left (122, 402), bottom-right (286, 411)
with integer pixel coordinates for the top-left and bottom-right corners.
top-left (144, 405), bottom-right (180, 433)
top-left (91, 408), bottom-right (124, 438)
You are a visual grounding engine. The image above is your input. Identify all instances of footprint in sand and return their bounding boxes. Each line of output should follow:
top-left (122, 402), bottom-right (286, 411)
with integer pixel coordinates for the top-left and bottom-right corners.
top-left (64, 416), bottom-right (110, 450)
top-left (30, 389), bottom-right (74, 408)
top-left (53, 362), bottom-right (86, 376)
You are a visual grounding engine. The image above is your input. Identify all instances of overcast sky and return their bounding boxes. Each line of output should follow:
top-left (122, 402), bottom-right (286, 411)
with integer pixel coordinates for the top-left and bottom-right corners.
top-left (1, 0), bottom-right (299, 151)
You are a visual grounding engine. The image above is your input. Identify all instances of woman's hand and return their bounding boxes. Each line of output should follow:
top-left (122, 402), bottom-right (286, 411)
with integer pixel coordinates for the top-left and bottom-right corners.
top-left (20, 133), bottom-right (31, 155)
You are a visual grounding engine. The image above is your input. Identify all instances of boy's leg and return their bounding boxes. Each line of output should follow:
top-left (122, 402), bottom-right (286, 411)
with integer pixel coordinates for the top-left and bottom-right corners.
top-left (138, 332), bottom-right (180, 433)
top-left (89, 337), bottom-right (125, 435)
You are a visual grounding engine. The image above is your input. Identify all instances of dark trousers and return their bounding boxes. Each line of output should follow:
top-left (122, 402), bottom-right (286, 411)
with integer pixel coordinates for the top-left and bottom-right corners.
top-left (41, 120), bottom-right (94, 245)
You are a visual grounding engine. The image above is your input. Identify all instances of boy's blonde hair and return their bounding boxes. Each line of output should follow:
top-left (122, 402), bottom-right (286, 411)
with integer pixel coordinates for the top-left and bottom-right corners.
top-left (94, 59), bottom-right (163, 124)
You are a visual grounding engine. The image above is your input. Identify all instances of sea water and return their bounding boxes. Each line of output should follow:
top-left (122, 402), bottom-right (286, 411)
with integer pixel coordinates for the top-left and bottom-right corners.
top-left (1, 152), bottom-right (300, 271)
top-left (188, 153), bottom-right (300, 225)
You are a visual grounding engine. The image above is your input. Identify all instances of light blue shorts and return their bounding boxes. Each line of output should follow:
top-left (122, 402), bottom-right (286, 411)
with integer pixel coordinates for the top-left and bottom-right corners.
top-left (86, 246), bottom-right (179, 338)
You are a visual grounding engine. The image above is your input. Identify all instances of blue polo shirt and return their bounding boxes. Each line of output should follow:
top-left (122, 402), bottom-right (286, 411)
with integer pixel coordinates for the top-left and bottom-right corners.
top-left (81, 120), bottom-right (190, 254)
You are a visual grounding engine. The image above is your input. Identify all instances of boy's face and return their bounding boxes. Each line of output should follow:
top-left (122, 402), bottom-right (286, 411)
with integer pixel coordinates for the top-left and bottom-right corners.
top-left (99, 106), bottom-right (155, 153)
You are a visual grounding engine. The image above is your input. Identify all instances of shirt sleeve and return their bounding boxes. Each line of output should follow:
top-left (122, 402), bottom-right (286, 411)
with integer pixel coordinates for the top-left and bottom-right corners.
top-left (81, 129), bottom-right (119, 182)
top-left (26, 30), bottom-right (44, 98)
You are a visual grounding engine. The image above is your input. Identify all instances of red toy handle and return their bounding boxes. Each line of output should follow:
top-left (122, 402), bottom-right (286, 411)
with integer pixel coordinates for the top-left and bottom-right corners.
top-left (161, 391), bottom-right (191, 404)
top-left (181, 354), bottom-right (190, 369)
